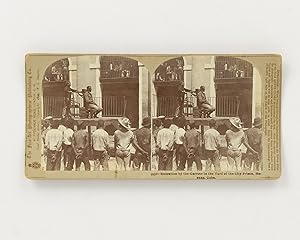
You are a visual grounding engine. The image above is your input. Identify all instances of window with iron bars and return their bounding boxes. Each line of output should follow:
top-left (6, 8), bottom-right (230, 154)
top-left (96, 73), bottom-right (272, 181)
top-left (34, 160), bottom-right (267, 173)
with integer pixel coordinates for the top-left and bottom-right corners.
top-left (100, 56), bottom-right (138, 79)
top-left (215, 56), bottom-right (253, 79)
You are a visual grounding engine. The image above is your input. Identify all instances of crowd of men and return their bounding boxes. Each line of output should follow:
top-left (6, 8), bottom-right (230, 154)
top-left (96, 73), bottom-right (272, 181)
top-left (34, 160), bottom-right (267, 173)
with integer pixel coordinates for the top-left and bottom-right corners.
top-left (41, 114), bottom-right (262, 172)
top-left (41, 116), bottom-right (151, 171)
top-left (152, 116), bottom-right (262, 171)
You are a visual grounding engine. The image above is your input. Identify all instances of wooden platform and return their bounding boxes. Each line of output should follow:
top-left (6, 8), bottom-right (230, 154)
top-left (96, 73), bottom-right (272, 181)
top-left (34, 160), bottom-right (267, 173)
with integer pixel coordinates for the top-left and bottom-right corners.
top-left (153, 116), bottom-right (231, 126)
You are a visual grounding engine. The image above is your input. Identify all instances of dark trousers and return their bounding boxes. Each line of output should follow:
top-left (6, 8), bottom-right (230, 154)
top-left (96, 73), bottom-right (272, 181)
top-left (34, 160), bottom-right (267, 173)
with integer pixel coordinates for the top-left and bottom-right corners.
top-left (46, 150), bottom-right (62, 171)
top-left (176, 144), bottom-right (187, 170)
top-left (205, 149), bottom-right (221, 171)
top-left (244, 153), bottom-right (261, 171)
top-left (93, 150), bottom-right (109, 171)
top-left (185, 148), bottom-right (202, 171)
top-left (133, 152), bottom-right (150, 171)
top-left (75, 148), bottom-right (90, 171)
top-left (158, 150), bottom-right (173, 171)
top-left (64, 145), bottom-right (75, 171)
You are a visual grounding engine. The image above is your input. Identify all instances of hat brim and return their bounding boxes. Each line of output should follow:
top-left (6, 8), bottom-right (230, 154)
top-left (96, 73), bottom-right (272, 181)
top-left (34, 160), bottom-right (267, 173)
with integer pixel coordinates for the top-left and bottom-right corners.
top-left (253, 122), bottom-right (262, 127)
top-left (118, 119), bottom-right (131, 130)
top-left (229, 119), bottom-right (243, 129)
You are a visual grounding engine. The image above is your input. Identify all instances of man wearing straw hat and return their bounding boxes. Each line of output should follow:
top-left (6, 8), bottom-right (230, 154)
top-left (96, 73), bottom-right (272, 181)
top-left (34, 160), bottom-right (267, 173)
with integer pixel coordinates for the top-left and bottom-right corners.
top-left (132, 117), bottom-right (151, 171)
top-left (244, 117), bottom-right (263, 171)
top-left (225, 117), bottom-right (245, 171)
top-left (114, 117), bottom-right (134, 171)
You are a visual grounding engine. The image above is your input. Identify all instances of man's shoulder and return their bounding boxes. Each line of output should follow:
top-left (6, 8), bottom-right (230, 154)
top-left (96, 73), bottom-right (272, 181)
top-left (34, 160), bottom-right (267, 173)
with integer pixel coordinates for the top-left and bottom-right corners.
top-left (225, 129), bottom-right (232, 135)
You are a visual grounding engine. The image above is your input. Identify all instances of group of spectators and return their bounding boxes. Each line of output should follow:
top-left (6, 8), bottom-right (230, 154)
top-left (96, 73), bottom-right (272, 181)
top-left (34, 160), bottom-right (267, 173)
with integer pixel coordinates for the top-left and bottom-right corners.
top-left (41, 116), bottom-right (151, 171)
top-left (41, 114), bottom-right (262, 172)
top-left (152, 116), bottom-right (262, 171)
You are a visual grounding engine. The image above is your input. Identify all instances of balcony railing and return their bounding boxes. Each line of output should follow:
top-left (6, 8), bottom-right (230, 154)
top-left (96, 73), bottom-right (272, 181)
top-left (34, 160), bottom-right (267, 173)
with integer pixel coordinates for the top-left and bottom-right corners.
top-left (100, 69), bottom-right (138, 80)
top-left (153, 94), bottom-right (239, 118)
top-left (43, 94), bottom-right (127, 118)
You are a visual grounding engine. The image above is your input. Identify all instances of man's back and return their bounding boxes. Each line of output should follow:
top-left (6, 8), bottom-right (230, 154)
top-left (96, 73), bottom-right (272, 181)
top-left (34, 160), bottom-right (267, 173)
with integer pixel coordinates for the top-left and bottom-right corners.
top-left (134, 127), bottom-right (151, 153)
top-left (157, 128), bottom-right (174, 150)
top-left (73, 129), bottom-right (88, 149)
top-left (45, 129), bottom-right (63, 151)
top-left (184, 129), bottom-right (200, 149)
top-left (92, 128), bottom-right (109, 151)
top-left (204, 128), bottom-right (220, 150)
top-left (225, 129), bottom-right (245, 150)
top-left (245, 127), bottom-right (262, 153)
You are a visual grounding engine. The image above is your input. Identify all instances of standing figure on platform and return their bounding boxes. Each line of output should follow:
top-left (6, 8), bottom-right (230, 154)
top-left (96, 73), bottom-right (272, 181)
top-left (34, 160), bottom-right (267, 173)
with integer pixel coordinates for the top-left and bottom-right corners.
top-left (196, 86), bottom-right (215, 118)
top-left (225, 117), bottom-right (245, 171)
top-left (175, 82), bottom-right (191, 117)
top-left (114, 117), bottom-right (134, 171)
top-left (83, 86), bottom-right (103, 118)
top-left (132, 117), bottom-right (151, 171)
top-left (71, 121), bottom-right (91, 171)
top-left (92, 119), bottom-right (110, 171)
top-left (63, 81), bottom-right (78, 118)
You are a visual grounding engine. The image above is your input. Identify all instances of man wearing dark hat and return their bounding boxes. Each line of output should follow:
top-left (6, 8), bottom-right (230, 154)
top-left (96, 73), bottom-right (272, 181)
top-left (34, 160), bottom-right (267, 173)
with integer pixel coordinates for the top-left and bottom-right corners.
top-left (196, 86), bottom-right (215, 118)
top-left (225, 117), bottom-right (245, 171)
top-left (243, 117), bottom-right (262, 171)
top-left (71, 120), bottom-right (90, 171)
top-left (132, 117), bottom-right (151, 170)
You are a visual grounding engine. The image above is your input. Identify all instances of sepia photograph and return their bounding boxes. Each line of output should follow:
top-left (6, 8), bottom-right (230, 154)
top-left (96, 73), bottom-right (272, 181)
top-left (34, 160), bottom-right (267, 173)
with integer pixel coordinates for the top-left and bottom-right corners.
top-left (151, 56), bottom-right (262, 172)
top-left (25, 53), bottom-right (280, 179)
top-left (41, 55), bottom-right (151, 171)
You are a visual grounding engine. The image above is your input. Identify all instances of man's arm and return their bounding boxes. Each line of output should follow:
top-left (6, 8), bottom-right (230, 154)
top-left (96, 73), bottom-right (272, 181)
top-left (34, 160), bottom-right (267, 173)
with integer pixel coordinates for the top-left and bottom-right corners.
top-left (183, 133), bottom-right (188, 154)
top-left (84, 132), bottom-right (89, 150)
top-left (104, 133), bottom-right (110, 151)
top-left (56, 133), bottom-right (63, 151)
top-left (45, 132), bottom-right (50, 149)
top-left (196, 132), bottom-right (201, 151)
top-left (156, 131), bottom-right (161, 149)
top-left (71, 135), bottom-right (77, 154)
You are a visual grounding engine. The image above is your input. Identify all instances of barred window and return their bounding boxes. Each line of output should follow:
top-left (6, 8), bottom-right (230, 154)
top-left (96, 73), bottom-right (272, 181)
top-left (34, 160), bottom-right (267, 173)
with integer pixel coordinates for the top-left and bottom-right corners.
top-left (215, 56), bottom-right (253, 79)
top-left (43, 58), bottom-right (69, 82)
top-left (154, 57), bottom-right (184, 82)
top-left (100, 56), bottom-right (138, 79)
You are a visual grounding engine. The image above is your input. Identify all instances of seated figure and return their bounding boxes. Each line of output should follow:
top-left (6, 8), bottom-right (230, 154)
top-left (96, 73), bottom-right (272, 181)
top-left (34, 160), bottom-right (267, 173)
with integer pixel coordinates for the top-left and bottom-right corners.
top-left (195, 86), bottom-right (215, 118)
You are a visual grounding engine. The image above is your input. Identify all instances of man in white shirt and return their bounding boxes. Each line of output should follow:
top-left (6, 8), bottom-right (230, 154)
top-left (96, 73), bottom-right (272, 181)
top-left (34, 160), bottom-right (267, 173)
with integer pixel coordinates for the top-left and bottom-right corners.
top-left (63, 119), bottom-right (75, 171)
top-left (45, 121), bottom-right (63, 171)
top-left (174, 117), bottom-right (186, 170)
top-left (204, 119), bottom-right (221, 171)
top-left (157, 119), bottom-right (174, 170)
top-left (92, 119), bottom-right (110, 171)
